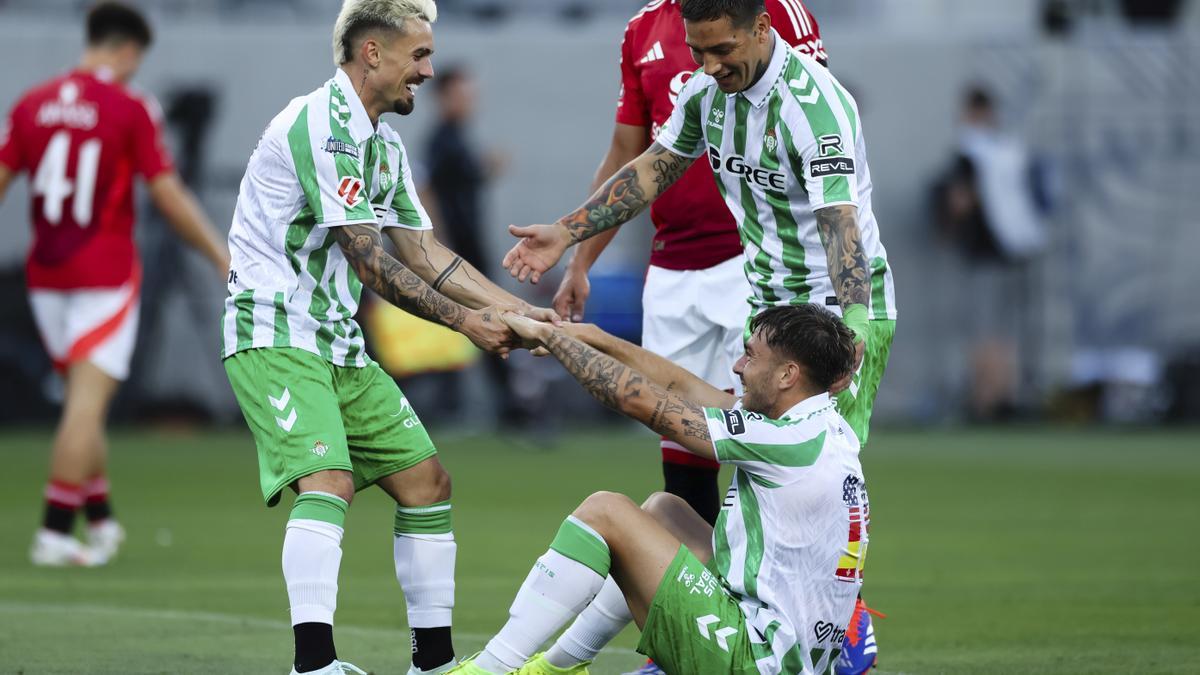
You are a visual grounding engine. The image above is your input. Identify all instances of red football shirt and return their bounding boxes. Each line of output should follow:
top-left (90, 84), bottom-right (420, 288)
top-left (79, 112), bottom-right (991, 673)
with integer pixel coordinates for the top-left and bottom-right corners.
top-left (0, 69), bottom-right (174, 289)
top-left (616, 0), bottom-right (825, 270)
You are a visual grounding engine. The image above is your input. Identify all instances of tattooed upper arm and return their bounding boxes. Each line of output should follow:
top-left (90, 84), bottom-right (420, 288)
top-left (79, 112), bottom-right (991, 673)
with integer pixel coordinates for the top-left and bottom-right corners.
top-left (814, 204), bottom-right (870, 308)
top-left (645, 142), bottom-right (693, 197)
top-left (557, 142), bottom-right (695, 244)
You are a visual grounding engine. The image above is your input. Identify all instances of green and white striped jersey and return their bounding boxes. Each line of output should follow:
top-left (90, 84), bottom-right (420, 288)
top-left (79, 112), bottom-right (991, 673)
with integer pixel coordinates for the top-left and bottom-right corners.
top-left (658, 32), bottom-right (897, 320)
top-left (704, 394), bottom-right (869, 674)
top-left (221, 69), bottom-right (431, 366)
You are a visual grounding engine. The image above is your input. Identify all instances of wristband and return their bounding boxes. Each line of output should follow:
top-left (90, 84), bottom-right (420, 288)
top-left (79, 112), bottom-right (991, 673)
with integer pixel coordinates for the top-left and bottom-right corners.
top-left (842, 303), bottom-right (869, 344)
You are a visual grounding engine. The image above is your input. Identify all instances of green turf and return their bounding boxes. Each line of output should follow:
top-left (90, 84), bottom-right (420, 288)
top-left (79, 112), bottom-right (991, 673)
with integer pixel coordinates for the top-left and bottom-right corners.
top-left (1, 426), bottom-right (1198, 674)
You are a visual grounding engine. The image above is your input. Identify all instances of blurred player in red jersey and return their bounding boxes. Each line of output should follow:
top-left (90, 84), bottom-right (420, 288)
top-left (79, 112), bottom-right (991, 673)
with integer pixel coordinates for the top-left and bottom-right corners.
top-left (554, 0), bottom-right (825, 542)
top-left (0, 2), bottom-right (229, 567)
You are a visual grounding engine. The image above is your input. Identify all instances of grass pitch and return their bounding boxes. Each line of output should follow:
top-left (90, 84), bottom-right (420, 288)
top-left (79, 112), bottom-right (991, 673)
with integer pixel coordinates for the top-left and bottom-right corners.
top-left (0, 425), bottom-right (1197, 674)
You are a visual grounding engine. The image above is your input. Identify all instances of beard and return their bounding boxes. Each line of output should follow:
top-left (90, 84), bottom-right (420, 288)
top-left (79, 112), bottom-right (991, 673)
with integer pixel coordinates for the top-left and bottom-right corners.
top-left (393, 97), bottom-right (415, 116)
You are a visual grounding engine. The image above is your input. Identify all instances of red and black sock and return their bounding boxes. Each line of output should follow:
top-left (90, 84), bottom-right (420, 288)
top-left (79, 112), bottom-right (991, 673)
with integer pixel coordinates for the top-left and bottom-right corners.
top-left (43, 480), bottom-right (83, 534)
top-left (83, 476), bottom-right (114, 523)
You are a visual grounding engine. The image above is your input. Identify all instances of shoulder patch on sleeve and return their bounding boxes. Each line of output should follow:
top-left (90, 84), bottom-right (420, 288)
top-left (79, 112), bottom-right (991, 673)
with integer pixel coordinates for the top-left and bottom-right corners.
top-left (723, 409), bottom-right (746, 435)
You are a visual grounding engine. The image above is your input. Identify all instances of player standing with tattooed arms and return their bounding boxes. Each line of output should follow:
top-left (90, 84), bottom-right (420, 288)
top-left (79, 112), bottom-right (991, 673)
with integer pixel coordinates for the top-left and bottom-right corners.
top-left (221, 1), bottom-right (555, 673)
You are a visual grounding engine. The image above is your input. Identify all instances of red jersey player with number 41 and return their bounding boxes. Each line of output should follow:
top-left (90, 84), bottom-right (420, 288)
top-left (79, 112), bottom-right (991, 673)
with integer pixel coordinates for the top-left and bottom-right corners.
top-left (0, 2), bottom-right (228, 568)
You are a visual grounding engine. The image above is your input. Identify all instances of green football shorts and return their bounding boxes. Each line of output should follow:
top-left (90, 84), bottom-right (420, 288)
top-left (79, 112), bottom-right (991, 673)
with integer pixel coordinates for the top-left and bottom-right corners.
top-left (637, 546), bottom-right (759, 674)
top-left (224, 347), bottom-right (437, 506)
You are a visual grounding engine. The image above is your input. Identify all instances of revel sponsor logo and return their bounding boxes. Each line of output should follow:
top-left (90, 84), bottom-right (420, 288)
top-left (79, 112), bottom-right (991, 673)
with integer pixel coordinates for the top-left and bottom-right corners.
top-left (323, 136), bottom-right (360, 159)
top-left (723, 409), bottom-right (746, 435)
top-left (709, 146), bottom-right (787, 190)
top-left (810, 156), bottom-right (855, 178)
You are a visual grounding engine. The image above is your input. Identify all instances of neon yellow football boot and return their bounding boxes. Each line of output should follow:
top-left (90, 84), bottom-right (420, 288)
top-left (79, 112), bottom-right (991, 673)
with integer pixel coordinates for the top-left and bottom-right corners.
top-left (515, 653), bottom-right (591, 675)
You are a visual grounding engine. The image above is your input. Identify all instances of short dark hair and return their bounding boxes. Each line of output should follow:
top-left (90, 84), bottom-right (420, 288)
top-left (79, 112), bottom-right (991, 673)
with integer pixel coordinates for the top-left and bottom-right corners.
top-left (434, 64), bottom-right (469, 96)
top-left (750, 304), bottom-right (856, 391)
top-left (87, 2), bottom-right (152, 49)
top-left (965, 84), bottom-right (994, 113)
top-left (680, 0), bottom-right (766, 28)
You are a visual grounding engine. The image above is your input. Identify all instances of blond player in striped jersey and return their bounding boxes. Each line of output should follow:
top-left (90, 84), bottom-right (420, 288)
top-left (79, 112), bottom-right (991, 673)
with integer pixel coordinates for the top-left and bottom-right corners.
top-left (449, 304), bottom-right (868, 675)
top-left (221, 2), bottom-right (556, 674)
top-left (504, 0), bottom-right (896, 453)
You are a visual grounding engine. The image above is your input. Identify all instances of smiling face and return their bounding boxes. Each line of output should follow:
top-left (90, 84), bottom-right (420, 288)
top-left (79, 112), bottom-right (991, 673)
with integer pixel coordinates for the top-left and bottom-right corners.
top-left (684, 12), bottom-right (773, 94)
top-left (365, 18), bottom-right (435, 116)
top-left (733, 329), bottom-right (787, 416)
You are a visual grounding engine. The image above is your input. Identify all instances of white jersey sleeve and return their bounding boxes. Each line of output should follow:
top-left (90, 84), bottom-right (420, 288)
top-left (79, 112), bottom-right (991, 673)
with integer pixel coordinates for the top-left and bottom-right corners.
top-left (286, 103), bottom-right (377, 229)
top-left (703, 405), bottom-right (827, 487)
top-left (655, 70), bottom-right (709, 159)
top-left (783, 59), bottom-right (861, 210)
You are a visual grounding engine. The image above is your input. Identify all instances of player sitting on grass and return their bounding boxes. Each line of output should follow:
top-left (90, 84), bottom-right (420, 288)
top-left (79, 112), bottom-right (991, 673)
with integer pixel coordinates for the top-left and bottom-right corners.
top-left (448, 303), bottom-right (870, 675)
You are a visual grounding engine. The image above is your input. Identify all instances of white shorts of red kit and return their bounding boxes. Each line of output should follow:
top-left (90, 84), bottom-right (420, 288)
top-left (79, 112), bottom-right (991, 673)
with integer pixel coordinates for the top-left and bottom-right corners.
top-left (29, 272), bottom-right (141, 382)
top-left (641, 255), bottom-right (752, 467)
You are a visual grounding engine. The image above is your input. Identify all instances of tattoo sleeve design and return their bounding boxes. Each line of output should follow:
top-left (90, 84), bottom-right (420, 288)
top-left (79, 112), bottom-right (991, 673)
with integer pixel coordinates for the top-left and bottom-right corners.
top-left (557, 142), bottom-right (693, 244)
top-left (545, 330), bottom-right (711, 448)
top-left (815, 205), bottom-right (870, 308)
top-left (333, 224), bottom-right (467, 330)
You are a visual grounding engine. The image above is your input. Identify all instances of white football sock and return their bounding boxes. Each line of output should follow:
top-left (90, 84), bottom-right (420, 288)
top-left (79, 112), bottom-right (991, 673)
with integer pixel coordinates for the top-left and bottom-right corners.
top-left (283, 518), bottom-right (344, 625)
top-left (475, 549), bottom-right (606, 673)
top-left (394, 532), bottom-right (457, 628)
top-left (545, 575), bottom-right (632, 667)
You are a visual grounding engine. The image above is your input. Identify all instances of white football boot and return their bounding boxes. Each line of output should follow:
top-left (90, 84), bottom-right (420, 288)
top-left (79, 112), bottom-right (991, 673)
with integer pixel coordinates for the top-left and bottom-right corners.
top-left (86, 519), bottom-right (126, 565)
top-left (289, 661), bottom-right (368, 675)
top-left (30, 528), bottom-right (98, 567)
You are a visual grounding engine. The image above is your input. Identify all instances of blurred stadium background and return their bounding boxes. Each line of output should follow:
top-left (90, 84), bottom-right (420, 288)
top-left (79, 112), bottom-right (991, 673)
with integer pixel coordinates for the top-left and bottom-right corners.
top-left (1, 0), bottom-right (1198, 673)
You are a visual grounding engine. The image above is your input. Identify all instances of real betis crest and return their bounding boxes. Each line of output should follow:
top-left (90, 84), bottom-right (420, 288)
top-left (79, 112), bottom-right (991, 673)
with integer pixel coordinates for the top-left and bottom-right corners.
top-left (764, 128), bottom-right (778, 154)
top-left (378, 160), bottom-right (394, 194)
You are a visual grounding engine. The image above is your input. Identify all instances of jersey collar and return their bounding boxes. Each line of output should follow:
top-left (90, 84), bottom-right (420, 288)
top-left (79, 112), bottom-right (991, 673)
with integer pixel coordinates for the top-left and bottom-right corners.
top-left (740, 28), bottom-right (787, 109)
top-left (332, 68), bottom-right (377, 141)
top-left (779, 392), bottom-right (834, 422)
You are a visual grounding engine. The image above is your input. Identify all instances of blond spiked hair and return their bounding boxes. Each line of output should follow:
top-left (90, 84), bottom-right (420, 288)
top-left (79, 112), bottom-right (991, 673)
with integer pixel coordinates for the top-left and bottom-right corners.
top-left (332, 0), bottom-right (438, 65)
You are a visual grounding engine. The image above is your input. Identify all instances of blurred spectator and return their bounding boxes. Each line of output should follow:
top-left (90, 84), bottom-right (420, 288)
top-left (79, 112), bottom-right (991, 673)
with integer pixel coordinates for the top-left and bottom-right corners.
top-left (422, 65), bottom-right (522, 426)
top-left (932, 85), bottom-right (1051, 421)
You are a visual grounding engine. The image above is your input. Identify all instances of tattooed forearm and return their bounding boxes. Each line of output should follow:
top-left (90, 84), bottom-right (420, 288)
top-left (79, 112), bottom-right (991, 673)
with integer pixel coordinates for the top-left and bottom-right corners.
top-left (544, 330), bottom-right (711, 450)
top-left (557, 142), bottom-right (692, 243)
top-left (333, 224), bottom-right (467, 330)
top-left (815, 205), bottom-right (870, 308)
top-left (431, 255), bottom-right (463, 292)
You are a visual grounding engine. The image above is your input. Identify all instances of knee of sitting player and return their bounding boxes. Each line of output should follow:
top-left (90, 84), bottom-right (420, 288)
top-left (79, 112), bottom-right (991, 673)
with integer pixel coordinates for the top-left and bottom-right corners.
top-left (640, 491), bottom-right (688, 517)
top-left (574, 490), bottom-right (638, 534)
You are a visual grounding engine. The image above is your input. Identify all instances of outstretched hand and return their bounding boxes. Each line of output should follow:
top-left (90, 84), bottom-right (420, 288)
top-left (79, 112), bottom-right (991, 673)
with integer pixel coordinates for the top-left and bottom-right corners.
top-left (502, 223), bottom-right (572, 284)
top-left (499, 311), bottom-right (554, 350)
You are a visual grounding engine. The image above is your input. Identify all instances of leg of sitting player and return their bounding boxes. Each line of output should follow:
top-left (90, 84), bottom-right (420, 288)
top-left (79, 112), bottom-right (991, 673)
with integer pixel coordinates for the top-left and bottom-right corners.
top-left (287, 470), bottom-right (354, 673)
top-left (544, 491), bottom-right (716, 669)
top-left (470, 492), bottom-right (681, 674)
top-left (42, 362), bottom-right (119, 542)
top-left (376, 458), bottom-right (457, 673)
